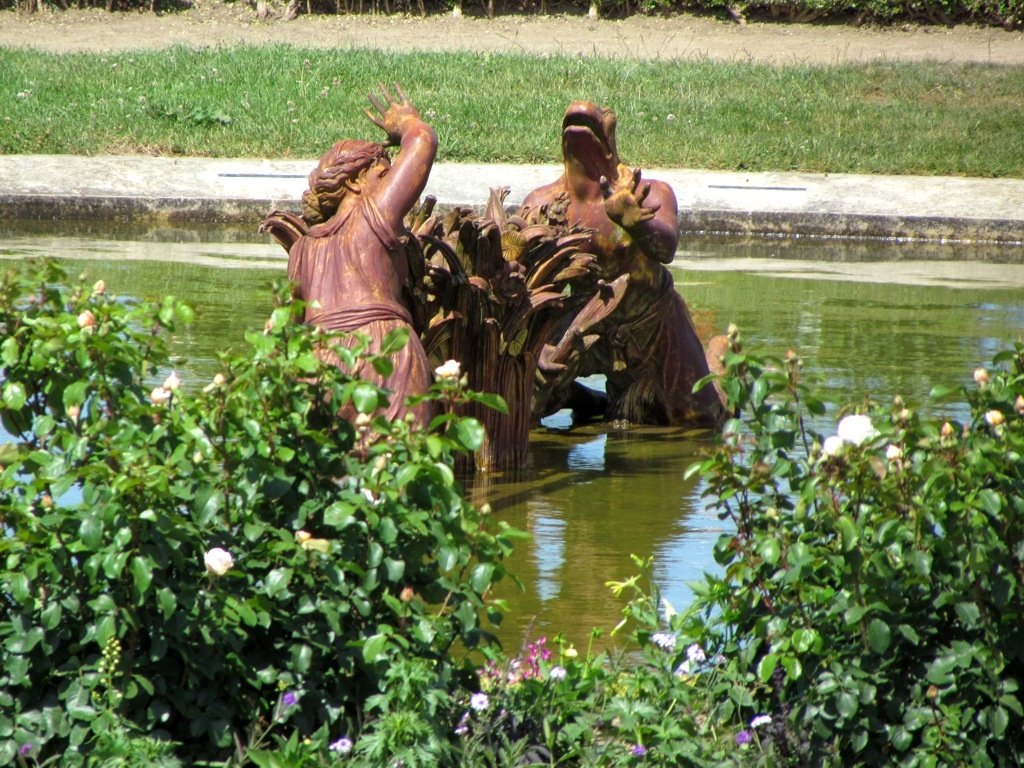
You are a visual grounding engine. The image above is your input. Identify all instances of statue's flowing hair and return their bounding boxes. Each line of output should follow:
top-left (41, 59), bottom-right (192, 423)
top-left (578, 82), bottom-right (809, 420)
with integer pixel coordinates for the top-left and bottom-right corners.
top-left (301, 139), bottom-right (390, 225)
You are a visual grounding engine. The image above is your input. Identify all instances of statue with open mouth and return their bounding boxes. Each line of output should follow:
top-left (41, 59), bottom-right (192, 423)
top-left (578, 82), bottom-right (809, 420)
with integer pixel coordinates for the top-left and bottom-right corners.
top-left (521, 101), bottom-right (728, 428)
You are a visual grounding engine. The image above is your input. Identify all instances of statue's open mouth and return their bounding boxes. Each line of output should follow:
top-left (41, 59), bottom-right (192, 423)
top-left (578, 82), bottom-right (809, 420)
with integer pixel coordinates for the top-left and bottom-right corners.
top-left (561, 102), bottom-right (616, 178)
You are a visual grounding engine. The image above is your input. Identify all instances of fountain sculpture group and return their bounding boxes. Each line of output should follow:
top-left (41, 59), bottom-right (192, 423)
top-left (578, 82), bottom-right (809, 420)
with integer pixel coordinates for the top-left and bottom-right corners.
top-left (262, 86), bottom-right (727, 471)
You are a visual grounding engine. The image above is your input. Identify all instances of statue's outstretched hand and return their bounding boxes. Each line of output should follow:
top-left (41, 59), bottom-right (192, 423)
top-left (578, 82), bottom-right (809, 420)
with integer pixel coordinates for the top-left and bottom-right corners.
top-left (364, 83), bottom-right (422, 146)
top-left (601, 165), bottom-right (659, 229)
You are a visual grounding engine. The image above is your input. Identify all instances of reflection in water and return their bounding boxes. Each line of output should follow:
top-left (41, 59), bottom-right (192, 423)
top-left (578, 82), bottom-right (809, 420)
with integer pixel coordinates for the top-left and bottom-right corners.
top-left (3, 225), bottom-right (1022, 649)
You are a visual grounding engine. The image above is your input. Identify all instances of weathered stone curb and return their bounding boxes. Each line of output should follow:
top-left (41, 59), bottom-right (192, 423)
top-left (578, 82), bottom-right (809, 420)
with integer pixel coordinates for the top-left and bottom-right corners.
top-left (2, 156), bottom-right (1022, 245)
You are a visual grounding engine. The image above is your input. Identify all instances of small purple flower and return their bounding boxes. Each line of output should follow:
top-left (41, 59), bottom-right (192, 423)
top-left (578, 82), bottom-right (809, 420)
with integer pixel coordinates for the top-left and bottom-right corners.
top-left (329, 736), bottom-right (354, 754)
top-left (281, 691), bottom-right (298, 708)
top-left (686, 643), bottom-right (706, 664)
top-left (470, 692), bottom-right (490, 712)
top-left (19, 743), bottom-right (32, 757)
top-left (631, 744), bottom-right (647, 757)
top-left (651, 632), bottom-right (677, 652)
top-left (735, 730), bottom-right (752, 745)
top-left (454, 711), bottom-right (471, 736)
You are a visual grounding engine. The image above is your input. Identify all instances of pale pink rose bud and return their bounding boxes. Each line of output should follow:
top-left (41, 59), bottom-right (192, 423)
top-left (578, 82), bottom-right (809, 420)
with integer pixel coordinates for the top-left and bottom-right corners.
top-left (150, 386), bottom-right (171, 406)
top-left (1016, 395), bottom-right (1024, 415)
top-left (985, 410), bottom-right (1005, 427)
top-left (434, 359), bottom-right (461, 380)
top-left (295, 530), bottom-right (312, 544)
top-left (92, 279), bottom-right (106, 295)
top-left (192, 451), bottom-right (204, 464)
top-left (163, 371), bottom-right (181, 391)
top-left (885, 444), bottom-right (902, 462)
top-left (77, 309), bottom-right (96, 329)
top-left (355, 413), bottom-right (372, 429)
top-left (213, 373), bottom-right (226, 387)
top-left (263, 317), bottom-right (275, 335)
top-left (204, 547), bottom-right (234, 576)
top-left (67, 404), bottom-right (81, 423)
top-left (400, 586), bottom-right (415, 603)
top-left (973, 367), bottom-right (989, 385)
top-left (941, 422), bottom-right (955, 439)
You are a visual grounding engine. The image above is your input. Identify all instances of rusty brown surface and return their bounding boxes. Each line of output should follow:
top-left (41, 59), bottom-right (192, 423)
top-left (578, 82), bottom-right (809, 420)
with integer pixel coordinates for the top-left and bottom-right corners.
top-left (262, 85), bottom-right (436, 425)
top-left (521, 101), bottom-right (728, 427)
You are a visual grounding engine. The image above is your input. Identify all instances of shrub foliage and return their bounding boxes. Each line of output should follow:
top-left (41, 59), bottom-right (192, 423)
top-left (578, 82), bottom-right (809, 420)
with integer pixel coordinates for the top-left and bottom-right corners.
top-left (0, 263), bottom-right (517, 764)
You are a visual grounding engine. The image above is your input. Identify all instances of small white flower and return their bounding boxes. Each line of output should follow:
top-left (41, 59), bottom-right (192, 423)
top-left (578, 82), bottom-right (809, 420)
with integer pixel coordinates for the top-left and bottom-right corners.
top-left (469, 692), bottom-right (489, 712)
top-left (204, 547), bottom-right (234, 576)
top-left (434, 359), bottom-right (461, 380)
top-left (750, 714), bottom-right (773, 729)
top-left (885, 444), bottom-right (902, 462)
top-left (329, 736), bottom-right (353, 754)
top-left (651, 632), bottom-right (677, 652)
top-left (549, 665), bottom-right (567, 681)
top-left (821, 434), bottom-right (844, 457)
top-left (163, 371), bottom-right (181, 391)
top-left (149, 386), bottom-right (172, 406)
top-left (837, 414), bottom-right (879, 446)
top-left (686, 643), bottom-right (706, 664)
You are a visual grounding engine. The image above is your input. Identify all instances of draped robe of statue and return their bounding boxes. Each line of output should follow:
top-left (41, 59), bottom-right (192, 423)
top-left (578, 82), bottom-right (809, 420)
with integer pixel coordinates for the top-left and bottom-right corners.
top-left (287, 192), bottom-right (434, 425)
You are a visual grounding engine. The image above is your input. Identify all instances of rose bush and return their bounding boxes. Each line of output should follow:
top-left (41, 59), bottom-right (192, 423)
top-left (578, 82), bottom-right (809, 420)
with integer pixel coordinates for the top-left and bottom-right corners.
top-left (0, 263), bottom-right (517, 765)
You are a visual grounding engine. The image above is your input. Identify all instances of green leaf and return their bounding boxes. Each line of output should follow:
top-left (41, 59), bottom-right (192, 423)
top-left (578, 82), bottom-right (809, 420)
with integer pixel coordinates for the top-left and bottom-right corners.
top-left (837, 691), bottom-right (859, 718)
top-left (757, 654), bottom-right (778, 683)
top-left (452, 417), bottom-right (486, 451)
top-left (757, 538), bottom-right (781, 566)
top-left (867, 618), bottom-right (891, 654)
top-left (837, 516), bottom-right (859, 551)
top-left (362, 633), bottom-right (388, 664)
top-left (352, 383), bottom-right (380, 414)
top-left (265, 568), bottom-right (291, 599)
top-left (62, 380), bottom-right (88, 408)
top-left (130, 556), bottom-right (154, 596)
top-left (2, 381), bottom-right (27, 410)
top-left (470, 562), bottom-right (495, 592)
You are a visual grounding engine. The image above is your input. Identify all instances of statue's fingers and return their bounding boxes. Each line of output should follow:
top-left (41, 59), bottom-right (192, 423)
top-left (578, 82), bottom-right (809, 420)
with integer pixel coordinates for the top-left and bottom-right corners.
top-left (599, 175), bottom-right (612, 197)
top-left (366, 92), bottom-right (389, 116)
top-left (394, 83), bottom-right (411, 105)
top-left (364, 108), bottom-right (387, 131)
top-left (631, 167), bottom-right (643, 189)
top-left (636, 182), bottom-right (652, 205)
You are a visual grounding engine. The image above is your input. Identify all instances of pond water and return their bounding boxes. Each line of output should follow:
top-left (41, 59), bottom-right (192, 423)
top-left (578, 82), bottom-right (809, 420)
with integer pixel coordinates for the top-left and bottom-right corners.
top-left (4, 221), bottom-right (1024, 649)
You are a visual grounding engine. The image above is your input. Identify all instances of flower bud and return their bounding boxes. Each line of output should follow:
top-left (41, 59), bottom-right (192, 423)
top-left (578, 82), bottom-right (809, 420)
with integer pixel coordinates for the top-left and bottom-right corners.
top-left (973, 367), bottom-right (989, 385)
top-left (941, 422), bottom-right (955, 439)
top-left (150, 386), bottom-right (171, 406)
top-left (400, 586), bottom-right (415, 603)
top-left (204, 547), bottom-right (234, 576)
top-left (434, 359), bottom-right (461, 380)
top-left (192, 451), bottom-right (204, 464)
top-left (77, 309), bottom-right (96, 329)
top-left (163, 371), bottom-right (181, 391)
top-left (1015, 395), bottom-right (1024, 415)
top-left (67, 404), bottom-right (81, 423)
top-left (92, 279), bottom-right (106, 295)
top-left (985, 410), bottom-right (1005, 427)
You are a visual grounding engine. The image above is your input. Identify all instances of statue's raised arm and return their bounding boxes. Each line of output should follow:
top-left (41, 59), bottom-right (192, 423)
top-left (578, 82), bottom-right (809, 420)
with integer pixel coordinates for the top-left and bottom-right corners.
top-left (361, 84), bottom-right (438, 235)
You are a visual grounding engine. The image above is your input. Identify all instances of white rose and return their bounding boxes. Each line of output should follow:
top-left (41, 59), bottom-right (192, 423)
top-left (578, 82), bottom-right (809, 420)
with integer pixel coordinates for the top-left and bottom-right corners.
top-left (434, 359), bottom-right (461, 380)
top-left (821, 435), bottom-right (844, 457)
top-left (77, 309), bottom-right (96, 329)
top-left (837, 414), bottom-right (879, 446)
top-left (150, 386), bottom-right (172, 406)
top-left (163, 371), bottom-right (181, 391)
top-left (204, 547), bottom-right (234, 576)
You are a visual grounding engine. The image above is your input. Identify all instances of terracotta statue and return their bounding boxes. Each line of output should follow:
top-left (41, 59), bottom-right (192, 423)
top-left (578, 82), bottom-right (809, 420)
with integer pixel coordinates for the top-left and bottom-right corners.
top-left (261, 84), bottom-right (436, 425)
top-left (521, 101), bottom-right (727, 427)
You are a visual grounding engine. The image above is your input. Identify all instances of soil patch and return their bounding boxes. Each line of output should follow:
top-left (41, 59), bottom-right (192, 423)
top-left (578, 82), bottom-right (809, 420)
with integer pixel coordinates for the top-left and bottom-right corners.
top-left (1, 2), bottom-right (1022, 65)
